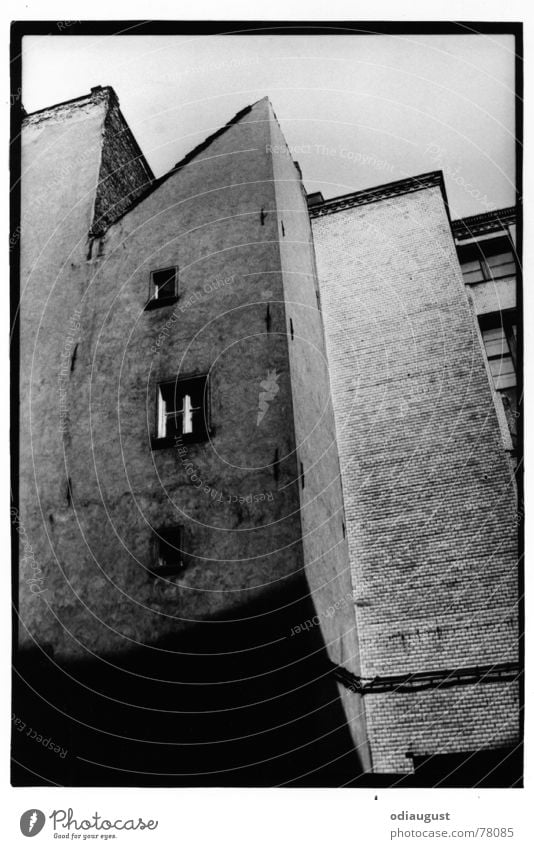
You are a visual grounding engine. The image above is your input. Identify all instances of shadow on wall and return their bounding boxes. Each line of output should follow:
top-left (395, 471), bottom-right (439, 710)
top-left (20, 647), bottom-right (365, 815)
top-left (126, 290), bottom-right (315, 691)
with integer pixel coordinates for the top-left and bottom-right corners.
top-left (12, 574), bottom-right (365, 787)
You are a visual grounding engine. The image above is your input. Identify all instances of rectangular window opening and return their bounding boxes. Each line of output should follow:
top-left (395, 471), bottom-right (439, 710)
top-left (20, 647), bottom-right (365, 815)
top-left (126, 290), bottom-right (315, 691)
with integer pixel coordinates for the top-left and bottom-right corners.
top-left (153, 374), bottom-right (209, 447)
top-left (154, 526), bottom-right (184, 576)
top-left (145, 266), bottom-right (178, 310)
top-left (459, 239), bottom-right (516, 285)
top-left (480, 312), bottom-right (518, 450)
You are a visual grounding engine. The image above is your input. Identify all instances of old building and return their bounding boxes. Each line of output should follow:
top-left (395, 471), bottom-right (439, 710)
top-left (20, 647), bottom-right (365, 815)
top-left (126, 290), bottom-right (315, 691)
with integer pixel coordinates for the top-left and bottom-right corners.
top-left (310, 180), bottom-right (520, 781)
top-left (454, 206), bottom-right (518, 455)
top-left (13, 86), bottom-right (520, 786)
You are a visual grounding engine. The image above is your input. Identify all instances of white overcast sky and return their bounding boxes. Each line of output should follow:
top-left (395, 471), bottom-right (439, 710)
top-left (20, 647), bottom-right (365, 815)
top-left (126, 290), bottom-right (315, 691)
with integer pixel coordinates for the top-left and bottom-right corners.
top-left (22, 34), bottom-right (517, 218)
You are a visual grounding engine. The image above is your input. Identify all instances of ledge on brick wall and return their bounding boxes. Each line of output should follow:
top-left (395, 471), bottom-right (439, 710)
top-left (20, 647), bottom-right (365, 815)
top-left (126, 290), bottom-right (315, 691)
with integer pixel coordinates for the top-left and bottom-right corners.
top-left (451, 207), bottom-right (517, 241)
top-left (331, 660), bottom-right (520, 696)
top-left (308, 171), bottom-right (447, 219)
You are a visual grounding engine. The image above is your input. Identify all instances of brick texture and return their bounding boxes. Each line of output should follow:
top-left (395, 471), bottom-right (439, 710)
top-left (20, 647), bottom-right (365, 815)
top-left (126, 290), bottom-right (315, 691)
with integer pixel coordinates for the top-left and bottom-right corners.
top-left (312, 184), bottom-right (519, 772)
top-left (365, 681), bottom-right (520, 774)
top-left (92, 88), bottom-right (154, 235)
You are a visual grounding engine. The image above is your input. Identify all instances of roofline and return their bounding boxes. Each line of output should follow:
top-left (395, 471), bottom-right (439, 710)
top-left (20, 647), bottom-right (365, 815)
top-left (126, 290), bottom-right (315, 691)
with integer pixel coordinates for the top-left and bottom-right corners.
top-left (106, 97), bottom-right (266, 230)
top-left (22, 86), bottom-right (155, 186)
top-left (451, 206), bottom-right (517, 241)
top-left (308, 171), bottom-right (447, 218)
top-left (107, 98), bottom-right (155, 184)
top-left (23, 85), bottom-right (116, 121)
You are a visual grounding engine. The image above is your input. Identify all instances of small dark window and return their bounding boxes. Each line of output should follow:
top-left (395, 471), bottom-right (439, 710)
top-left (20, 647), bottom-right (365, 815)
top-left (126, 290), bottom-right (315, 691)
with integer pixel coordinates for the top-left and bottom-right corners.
top-left (154, 526), bottom-right (183, 575)
top-left (152, 374), bottom-right (209, 448)
top-left (461, 253), bottom-right (515, 284)
top-left (480, 314), bottom-right (517, 391)
top-left (460, 257), bottom-right (485, 284)
top-left (458, 236), bottom-right (516, 285)
top-left (145, 267), bottom-right (178, 310)
top-left (479, 311), bottom-right (518, 451)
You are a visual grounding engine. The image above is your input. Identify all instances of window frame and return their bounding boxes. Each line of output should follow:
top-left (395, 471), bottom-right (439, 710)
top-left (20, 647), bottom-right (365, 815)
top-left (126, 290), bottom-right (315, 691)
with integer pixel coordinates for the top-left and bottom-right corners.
top-left (151, 526), bottom-right (184, 577)
top-left (479, 310), bottom-right (517, 364)
top-left (478, 310), bottom-right (518, 452)
top-left (145, 266), bottom-right (179, 310)
top-left (480, 315), bottom-right (517, 387)
top-left (151, 373), bottom-right (210, 449)
top-left (458, 237), bottom-right (516, 285)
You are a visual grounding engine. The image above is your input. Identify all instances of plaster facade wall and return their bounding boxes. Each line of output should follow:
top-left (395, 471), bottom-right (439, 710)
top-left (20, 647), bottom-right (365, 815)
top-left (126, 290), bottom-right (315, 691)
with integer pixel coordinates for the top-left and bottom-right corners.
top-left (19, 93), bottom-right (109, 653)
top-left (18, 94), bottom-right (369, 781)
top-left (18, 93), bottom-right (372, 782)
top-left (312, 185), bottom-right (519, 772)
top-left (19, 97), bottom-right (305, 658)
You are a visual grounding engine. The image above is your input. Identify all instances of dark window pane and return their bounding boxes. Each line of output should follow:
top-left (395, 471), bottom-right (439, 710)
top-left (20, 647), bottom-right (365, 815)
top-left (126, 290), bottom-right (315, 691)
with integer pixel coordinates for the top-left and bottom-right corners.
top-left (156, 527), bottom-right (182, 573)
top-left (156, 376), bottom-right (208, 440)
top-left (188, 381), bottom-right (205, 409)
top-left (482, 327), bottom-right (509, 359)
top-left (485, 251), bottom-right (515, 279)
top-left (489, 262), bottom-right (516, 279)
top-left (461, 259), bottom-right (484, 283)
top-left (165, 412), bottom-right (183, 437)
top-left (489, 355), bottom-right (515, 380)
top-left (507, 323), bottom-right (517, 367)
top-left (486, 251), bottom-right (514, 267)
top-left (501, 386), bottom-right (518, 450)
top-left (152, 268), bottom-right (177, 300)
top-left (160, 381), bottom-right (182, 414)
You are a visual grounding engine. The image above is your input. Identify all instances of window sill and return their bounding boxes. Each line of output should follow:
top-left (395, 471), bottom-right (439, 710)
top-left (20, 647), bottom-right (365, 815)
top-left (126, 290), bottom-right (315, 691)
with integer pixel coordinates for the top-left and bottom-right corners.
top-left (151, 565), bottom-right (185, 578)
top-left (465, 273), bottom-right (516, 286)
top-left (144, 296), bottom-right (179, 311)
top-left (150, 431), bottom-right (209, 450)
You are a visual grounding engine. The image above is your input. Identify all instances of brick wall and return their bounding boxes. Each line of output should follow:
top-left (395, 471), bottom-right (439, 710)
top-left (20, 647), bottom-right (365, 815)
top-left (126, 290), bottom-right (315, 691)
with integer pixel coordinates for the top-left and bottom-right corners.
top-left (311, 182), bottom-right (519, 772)
top-left (92, 87), bottom-right (154, 235)
top-left (365, 681), bottom-right (520, 774)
